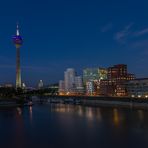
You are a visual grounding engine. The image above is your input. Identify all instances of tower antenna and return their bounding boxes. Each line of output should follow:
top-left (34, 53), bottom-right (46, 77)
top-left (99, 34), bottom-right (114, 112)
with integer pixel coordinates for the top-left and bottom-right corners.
top-left (16, 22), bottom-right (20, 36)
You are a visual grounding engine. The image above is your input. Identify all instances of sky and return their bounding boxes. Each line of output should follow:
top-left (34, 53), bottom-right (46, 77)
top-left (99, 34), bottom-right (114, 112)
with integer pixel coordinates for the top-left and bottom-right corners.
top-left (0, 0), bottom-right (148, 86)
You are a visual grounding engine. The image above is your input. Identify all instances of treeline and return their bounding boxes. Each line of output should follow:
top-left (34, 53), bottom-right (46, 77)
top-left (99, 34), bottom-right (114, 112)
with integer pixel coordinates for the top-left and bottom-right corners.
top-left (0, 87), bottom-right (16, 98)
top-left (26, 88), bottom-right (58, 96)
top-left (0, 87), bottom-right (59, 98)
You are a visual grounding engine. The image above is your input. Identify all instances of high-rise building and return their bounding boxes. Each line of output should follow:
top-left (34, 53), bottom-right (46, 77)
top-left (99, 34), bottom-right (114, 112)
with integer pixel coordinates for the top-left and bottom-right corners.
top-left (108, 64), bottom-right (127, 80)
top-left (126, 78), bottom-right (148, 98)
top-left (86, 81), bottom-right (94, 96)
top-left (83, 68), bottom-right (99, 85)
top-left (75, 76), bottom-right (83, 88)
top-left (59, 80), bottom-right (65, 95)
top-left (59, 69), bottom-right (85, 95)
top-left (64, 68), bottom-right (76, 93)
top-left (99, 68), bottom-right (108, 80)
top-left (12, 24), bottom-right (23, 89)
top-left (22, 83), bottom-right (26, 89)
top-left (83, 68), bottom-right (107, 95)
top-left (75, 76), bottom-right (84, 95)
top-left (83, 68), bottom-right (107, 85)
top-left (100, 64), bottom-right (135, 96)
top-left (38, 80), bottom-right (44, 89)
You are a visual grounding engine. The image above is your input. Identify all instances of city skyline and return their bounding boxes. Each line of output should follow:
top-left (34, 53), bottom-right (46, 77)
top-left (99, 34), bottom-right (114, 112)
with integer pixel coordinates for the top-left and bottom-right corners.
top-left (0, 1), bottom-right (148, 148)
top-left (59, 65), bottom-right (136, 97)
top-left (0, 0), bottom-right (148, 86)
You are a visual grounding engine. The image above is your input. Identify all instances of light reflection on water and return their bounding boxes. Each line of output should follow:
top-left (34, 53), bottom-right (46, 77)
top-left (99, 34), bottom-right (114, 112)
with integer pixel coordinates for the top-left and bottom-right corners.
top-left (113, 108), bottom-right (120, 127)
top-left (29, 106), bottom-right (33, 122)
top-left (16, 107), bottom-right (22, 116)
top-left (0, 104), bottom-right (148, 148)
top-left (50, 104), bottom-right (102, 121)
top-left (137, 110), bottom-right (144, 121)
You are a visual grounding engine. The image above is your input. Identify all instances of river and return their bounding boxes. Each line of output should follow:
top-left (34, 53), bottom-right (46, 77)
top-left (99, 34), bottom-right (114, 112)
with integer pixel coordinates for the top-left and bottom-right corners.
top-left (0, 103), bottom-right (148, 148)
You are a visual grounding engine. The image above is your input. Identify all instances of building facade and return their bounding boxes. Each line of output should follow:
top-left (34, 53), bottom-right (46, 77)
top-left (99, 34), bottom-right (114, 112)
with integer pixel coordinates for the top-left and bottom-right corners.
top-left (59, 80), bottom-right (65, 95)
top-left (83, 68), bottom-right (107, 85)
top-left (100, 64), bottom-right (135, 96)
top-left (38, 80), bottom-right (44, 89)
top-left (126, 78), bottom-right (148, 98)
top-left (86, 81), bottom-right (94, 96)
top-left (64, 68), bottom-right (76, 93)
top-left (59, 68), bottom-right (85, 95)
top-left (83, 68), bottom-right (107, 95)
top-left (75, 76), bottom-right (84, 95)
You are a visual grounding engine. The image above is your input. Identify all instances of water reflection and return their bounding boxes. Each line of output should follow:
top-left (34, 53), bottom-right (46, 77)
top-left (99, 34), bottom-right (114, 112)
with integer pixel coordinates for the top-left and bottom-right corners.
top-left (0, 104), bottom-right (148, 148)
top-left (16, 107), bottom-right (22, 116)
top-left (96, 108), bottom-right (102, 122)
top-left (49, 104), bottom-right (148, 130)
top-left (50, 104), bottom-right (103, 123)
top-left (86, 107), bottom-right (94, 120)
top-left (50, 104), bottom-right (74, 113)
top-left (77, 106), bottom-right (83, 116)
top-left (113, 108), bottom-right (120, 127)
top-left (137, 110), bottom-right (144, 121)
top-left (14, 107), bottom-right (25, 148)
top-left (29, 106), bottom-right (33, 124)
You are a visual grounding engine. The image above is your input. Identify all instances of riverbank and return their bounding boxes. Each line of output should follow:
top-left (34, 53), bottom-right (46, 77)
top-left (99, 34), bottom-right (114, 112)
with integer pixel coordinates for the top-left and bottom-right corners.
top-left (0, 98), bottom-right (25, 108)
top-left (48, 95), bottom-right (148, 109)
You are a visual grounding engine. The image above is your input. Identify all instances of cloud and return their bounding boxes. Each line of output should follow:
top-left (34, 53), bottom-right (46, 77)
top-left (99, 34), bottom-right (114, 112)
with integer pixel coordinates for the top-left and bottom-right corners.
top-left (114, 23), bottom-right (133, 43)
top-left (130, 39), bottom-right (148, 49)
top-left (114, 23), bottom-right (148, 44)
top-left (133, 28), bottom-right (148, 37)
top-left (100, 23), bottom-right (113, 33)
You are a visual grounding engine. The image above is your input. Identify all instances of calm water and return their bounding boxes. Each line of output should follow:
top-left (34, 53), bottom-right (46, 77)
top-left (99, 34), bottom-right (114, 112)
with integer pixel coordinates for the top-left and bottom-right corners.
top-left (0, 104), bottom-right (148, 148)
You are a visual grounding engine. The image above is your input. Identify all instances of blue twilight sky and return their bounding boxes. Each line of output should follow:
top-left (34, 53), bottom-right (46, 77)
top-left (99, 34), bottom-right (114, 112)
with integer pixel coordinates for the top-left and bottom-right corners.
top-left (0, 0), bottom-right (148, 86)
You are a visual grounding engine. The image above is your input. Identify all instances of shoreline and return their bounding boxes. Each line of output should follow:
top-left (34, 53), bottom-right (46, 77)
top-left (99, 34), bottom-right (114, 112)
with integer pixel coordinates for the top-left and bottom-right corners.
top-left (48, 95), bottom-right (148, 109)
top-left (0, 98), bottom-right (24, 108)
top-left (1, 95), bottom-right (148, 109)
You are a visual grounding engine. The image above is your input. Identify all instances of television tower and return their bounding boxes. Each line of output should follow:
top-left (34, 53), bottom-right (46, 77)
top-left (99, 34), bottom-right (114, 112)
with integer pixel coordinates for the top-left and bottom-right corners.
top-left (12, 24), bottom-right (23, 89)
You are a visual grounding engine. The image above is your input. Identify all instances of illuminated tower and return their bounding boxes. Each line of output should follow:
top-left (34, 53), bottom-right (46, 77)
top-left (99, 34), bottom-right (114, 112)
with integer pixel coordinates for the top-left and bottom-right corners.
top-left (12, 24), bottom-right (23, 89)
